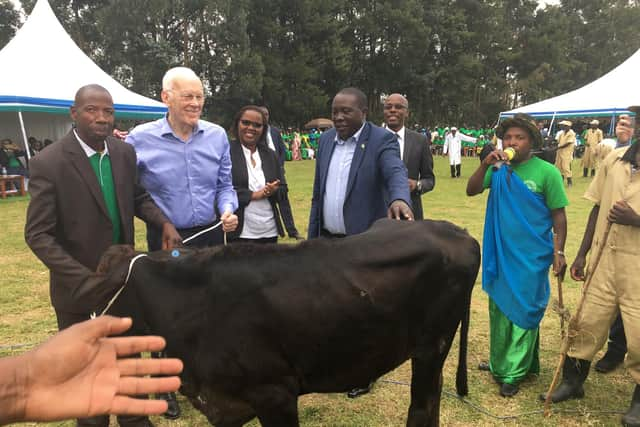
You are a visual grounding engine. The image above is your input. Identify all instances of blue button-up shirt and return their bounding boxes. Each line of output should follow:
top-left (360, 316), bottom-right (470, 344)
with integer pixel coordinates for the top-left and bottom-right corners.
top-left (126, 117), bottom-right (238, 229)
top-left (322, 123), bottom-right (365, 234)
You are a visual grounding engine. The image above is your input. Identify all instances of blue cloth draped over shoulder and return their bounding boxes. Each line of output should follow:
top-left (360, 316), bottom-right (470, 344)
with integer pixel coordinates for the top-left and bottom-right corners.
top-left (482, 166), bottom-right (554, 330)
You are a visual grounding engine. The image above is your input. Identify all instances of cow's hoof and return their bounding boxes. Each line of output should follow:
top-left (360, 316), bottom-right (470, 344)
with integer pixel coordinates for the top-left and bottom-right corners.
top-left (347, 384), bottom-right (372, 399)
top-left (478, 362), bottom-right (490, 371)
top-left (500, 383), bottom-right (519, 397)
top-left (157, 392), bottom-right (181, 419)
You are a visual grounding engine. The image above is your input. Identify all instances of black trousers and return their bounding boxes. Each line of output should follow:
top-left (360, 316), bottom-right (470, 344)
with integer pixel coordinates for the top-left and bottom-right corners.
top-left (234, 236), bottom-right (278, 244)
top-left (55, 311), bottom-right (150, 427)
top-left (146, 222), bottom-right (224, 251)
top-left (606, 313), bottom-right (627, 356)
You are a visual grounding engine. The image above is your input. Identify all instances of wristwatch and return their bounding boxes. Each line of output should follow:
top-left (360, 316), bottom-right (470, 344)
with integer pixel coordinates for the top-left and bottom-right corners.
top-left (416, 181), bottom-right (422, 193)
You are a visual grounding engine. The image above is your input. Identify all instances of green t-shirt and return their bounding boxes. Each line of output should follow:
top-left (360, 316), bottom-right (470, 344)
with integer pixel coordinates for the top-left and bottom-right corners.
top-left (483, 156), bottom-right (568, 210)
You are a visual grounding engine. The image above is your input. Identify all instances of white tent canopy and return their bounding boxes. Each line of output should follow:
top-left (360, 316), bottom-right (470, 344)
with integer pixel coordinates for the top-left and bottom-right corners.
top-left (0, 0), bottom-right (166, 148)
top-left (500, 48), bottom-right (640, 120)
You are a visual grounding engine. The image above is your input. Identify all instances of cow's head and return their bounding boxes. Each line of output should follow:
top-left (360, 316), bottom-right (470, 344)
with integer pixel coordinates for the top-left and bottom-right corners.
top-left (96, 244), bottom-right (140, 275)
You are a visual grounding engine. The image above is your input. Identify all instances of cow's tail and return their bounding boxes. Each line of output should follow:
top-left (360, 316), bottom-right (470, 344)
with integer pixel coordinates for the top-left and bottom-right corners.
top-left (455, 290), bottom-right (470, 397)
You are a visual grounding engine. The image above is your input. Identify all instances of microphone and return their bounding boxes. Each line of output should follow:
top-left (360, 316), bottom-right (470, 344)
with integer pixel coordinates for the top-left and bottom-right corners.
top-left (492, 147), bottom-right (515, 170)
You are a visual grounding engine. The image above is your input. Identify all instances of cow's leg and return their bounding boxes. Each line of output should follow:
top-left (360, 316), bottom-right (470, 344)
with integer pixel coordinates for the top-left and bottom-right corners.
top-left (245, 384), bottom-right (300, 427)
top-left (407, 356), bottom-right (444, 427)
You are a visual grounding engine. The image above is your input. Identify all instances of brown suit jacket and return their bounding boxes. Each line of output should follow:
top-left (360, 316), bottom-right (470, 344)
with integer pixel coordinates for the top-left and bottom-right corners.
top-left (403, 129), bottom-right (435, 220)
top-left (25, 131), bottom-right (169, 315)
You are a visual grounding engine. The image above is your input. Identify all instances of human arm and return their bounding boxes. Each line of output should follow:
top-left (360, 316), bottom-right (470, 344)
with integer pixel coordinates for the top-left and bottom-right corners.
top-left (458, 133), bottom-right (477, 143)
top-left (308, 137), bottom-right (324, 239)
top-left (609, 200), bottom-right (640, 226)
top-left (466, 149), bottom-right (508, 196)
top-left (557, 132), bottom-right (577, 149)
top-left (414, 136), bottom-right (435, 194)
top-left (380, 132), bottom-right (413, 220)
top-left (551, 207), bottom-right (567, 279)
top-left (616, 114), bottom-right (633, 145)
top-left (121, 140), bottom-right (181, 250)
top-left (387, 200), bottom-right (414, 220)
top-left (0, 316), bottom-right (182, 425)
top-left (216, 140), bottom-right (239, 233)
top-left (131, 172), bottom-right (181, 250)
top-left (570, 205), bottom-right (599, 281)
top-left (250, 180), bottom-right (280, 200)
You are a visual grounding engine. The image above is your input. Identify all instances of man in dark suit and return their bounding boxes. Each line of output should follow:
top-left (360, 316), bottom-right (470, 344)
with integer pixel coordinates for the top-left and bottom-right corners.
top-left (25, 84), bottom-right (181, 427)
top-left (383, 93), bottom-right (435, 220)
top-left (308, 87), bottom-right (413, 240)
top-left (260, 106), bottom-right (303, 239)
top-left (308, 87), bottom-right (412, 398)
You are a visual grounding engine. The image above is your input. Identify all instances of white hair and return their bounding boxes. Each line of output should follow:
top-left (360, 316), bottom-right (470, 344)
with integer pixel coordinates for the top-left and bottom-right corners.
top-left (162, 67), bottom-right (201, 91)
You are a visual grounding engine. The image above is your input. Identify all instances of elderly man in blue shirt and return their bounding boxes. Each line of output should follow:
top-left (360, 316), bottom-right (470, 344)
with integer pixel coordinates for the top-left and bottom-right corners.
top-left (127, 67), bottom-right (238, 251)
top-left (125, 66), bottom-right (238, 419)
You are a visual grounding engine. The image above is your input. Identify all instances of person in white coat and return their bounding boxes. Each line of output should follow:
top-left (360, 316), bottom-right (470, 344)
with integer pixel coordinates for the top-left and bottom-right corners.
top-left (444, 127), bottom-right (477, 177)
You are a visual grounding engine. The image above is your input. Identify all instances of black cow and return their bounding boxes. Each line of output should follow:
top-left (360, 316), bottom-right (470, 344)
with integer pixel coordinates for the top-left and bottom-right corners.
top-left (98, 219), bottom-right (480, 427)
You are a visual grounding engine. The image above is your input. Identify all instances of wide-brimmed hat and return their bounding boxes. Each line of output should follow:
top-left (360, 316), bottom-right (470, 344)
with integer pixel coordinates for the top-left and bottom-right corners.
top-left (558, 120), bottom-right (572, 127)
top-left (590, 119), bottom-right (599, 125)
top-left (496, 113), bottom-right (543, 148)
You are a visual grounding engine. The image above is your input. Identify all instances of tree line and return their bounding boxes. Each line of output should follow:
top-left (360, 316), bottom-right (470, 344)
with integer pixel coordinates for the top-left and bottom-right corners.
top-left (2, 0), bottom-right (640, 130)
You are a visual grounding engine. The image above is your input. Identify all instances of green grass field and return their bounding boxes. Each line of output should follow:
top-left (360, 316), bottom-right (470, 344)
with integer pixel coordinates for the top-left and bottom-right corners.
top-left (0, 156), bottom-right (632, 427)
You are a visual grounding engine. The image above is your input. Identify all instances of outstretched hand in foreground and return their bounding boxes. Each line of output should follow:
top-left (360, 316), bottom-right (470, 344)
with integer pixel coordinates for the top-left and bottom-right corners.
top-left (0, 315), bottom-right (183, 425)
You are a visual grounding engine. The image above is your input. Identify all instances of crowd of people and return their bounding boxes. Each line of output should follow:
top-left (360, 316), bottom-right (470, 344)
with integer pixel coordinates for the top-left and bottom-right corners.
top-left (0, 65), bottom-right (638, 427)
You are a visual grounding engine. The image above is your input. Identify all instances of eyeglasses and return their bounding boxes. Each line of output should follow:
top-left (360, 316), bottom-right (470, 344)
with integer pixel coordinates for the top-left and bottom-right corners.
top-left (383, 103), bottom-right (408, 110)
top-left (240, 119), bottom-right (264, 129)
top-left (169, 90), bottom-right (204, 103)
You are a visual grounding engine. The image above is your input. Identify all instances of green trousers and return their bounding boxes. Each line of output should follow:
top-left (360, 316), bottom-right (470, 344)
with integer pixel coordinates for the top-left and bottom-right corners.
top-left (488, 298), bottom-right (540, 385)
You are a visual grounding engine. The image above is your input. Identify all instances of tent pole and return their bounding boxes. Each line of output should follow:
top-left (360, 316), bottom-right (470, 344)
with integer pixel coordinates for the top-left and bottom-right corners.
top-left (611, 113), bottom-right (616, 136)
top-left (18, 111), bottom-right (31, 162)
top-left (549, 113), bottom-right (557, 136)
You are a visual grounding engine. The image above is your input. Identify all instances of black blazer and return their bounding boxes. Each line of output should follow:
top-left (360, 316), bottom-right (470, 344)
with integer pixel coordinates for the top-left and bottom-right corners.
top-left (228, 140), bottom-right (285, 239)
top-left (403, 129), bottom-right (435, 220)
top-left (268, 126), bottom-right (288, 167)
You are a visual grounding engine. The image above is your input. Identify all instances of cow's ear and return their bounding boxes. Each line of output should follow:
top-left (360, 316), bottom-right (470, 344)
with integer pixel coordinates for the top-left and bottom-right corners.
top-left (97, 244), bottom-right (139, 274)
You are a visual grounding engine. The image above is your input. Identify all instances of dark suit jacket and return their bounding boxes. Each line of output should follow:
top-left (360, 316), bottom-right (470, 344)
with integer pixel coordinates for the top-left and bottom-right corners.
top-left (403, 129), bottom-right (435, 220)
top-left (308, 122), bottom-right (411, 238)
top-left (228, 140), bottom-right (285, 240)
top-left (25, 131), bottom-right (169, 315)
top-left (268, 126), bottom-right (288, 168)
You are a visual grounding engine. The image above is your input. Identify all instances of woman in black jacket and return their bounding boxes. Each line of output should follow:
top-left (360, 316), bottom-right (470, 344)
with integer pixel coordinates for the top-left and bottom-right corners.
top-left (227, 105), bottom-right (284, 243)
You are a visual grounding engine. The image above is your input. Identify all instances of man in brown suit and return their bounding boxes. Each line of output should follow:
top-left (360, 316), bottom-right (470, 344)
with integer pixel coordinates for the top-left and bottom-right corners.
top-left (25, 84), bottom-right (181, 427)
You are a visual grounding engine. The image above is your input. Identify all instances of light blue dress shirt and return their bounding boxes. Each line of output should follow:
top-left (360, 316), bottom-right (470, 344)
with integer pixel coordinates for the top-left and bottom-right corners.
top-left (322, 123), bottom-right (365, 234)
top-left (126, 116), bottom-right (238, 229)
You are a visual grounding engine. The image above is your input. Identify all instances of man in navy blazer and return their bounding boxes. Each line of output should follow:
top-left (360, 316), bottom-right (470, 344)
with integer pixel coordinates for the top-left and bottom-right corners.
top-left (308, 87), bottom-right (413, 239)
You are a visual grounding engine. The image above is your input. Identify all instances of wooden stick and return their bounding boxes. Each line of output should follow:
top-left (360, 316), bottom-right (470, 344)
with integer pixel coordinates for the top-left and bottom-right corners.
top-left (557, 275), bottom-right (565, 339)
top-left (544, 221), bottom-right (612, 417)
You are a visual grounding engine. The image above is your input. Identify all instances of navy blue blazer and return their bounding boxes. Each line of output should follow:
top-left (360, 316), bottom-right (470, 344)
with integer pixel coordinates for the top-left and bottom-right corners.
top-left (308, 122), bottom-right (411, 238)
